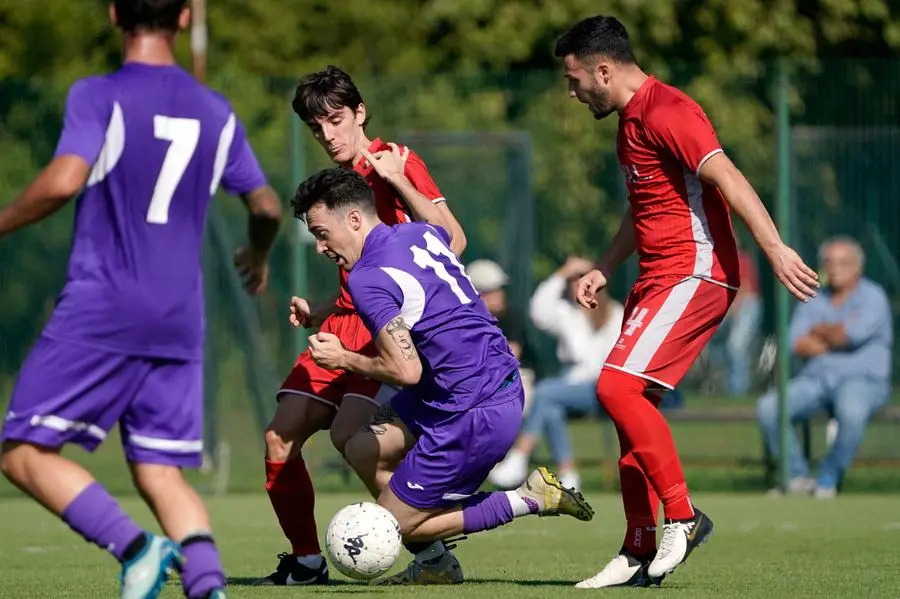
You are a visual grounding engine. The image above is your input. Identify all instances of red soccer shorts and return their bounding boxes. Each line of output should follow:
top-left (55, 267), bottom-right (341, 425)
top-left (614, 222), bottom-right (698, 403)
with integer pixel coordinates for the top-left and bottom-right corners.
top-left (604, 275), bottom-right (736, 389)
top-left (278, 311), bottom-right (382, 407)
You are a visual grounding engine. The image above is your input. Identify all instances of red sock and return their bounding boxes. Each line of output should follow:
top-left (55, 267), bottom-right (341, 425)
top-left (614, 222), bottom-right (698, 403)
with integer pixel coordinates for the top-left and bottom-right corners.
top-left (619, 450), bottom-right (659, 556)
top-left (265, 456), bottom-right (320, 555)
top-left (598, 368), bottom-right (694, 522)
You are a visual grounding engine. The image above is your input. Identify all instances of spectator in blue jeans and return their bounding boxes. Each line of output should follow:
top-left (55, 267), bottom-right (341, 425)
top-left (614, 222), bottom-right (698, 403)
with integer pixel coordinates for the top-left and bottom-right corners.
top-left (488, 257), bottom-right (624, 491)
top-left (757, 236), bottom-right (892, 498)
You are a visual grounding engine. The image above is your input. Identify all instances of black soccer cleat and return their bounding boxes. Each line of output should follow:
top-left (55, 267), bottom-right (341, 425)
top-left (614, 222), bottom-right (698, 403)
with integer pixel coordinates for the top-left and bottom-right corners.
top-left (252, 552), bottom-right (329, 586)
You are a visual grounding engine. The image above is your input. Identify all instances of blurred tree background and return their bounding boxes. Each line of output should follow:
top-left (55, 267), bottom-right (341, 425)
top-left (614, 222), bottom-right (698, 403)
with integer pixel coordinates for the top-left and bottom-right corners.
top-left (0, 0), bottom-right (898, 383)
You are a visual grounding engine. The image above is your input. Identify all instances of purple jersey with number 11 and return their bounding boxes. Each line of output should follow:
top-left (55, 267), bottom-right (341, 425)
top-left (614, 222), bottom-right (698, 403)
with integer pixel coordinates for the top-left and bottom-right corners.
top-left (45, 62), bottom-right (267, 359)
top-left (348, 222), bottom-right (519, 411)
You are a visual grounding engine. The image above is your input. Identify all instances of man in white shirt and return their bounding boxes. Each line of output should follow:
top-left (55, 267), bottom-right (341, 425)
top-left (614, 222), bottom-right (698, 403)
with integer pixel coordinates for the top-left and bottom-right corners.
top-left (489, 257), bottom-right (625, 491)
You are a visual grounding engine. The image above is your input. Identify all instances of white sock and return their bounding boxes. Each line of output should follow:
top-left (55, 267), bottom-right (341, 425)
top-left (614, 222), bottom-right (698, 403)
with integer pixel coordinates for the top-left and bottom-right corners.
top-left (296, 554), bottom-right (323, 568)
top-left (413, 541), bottom-right (447, 564)
top-left (505, 490), bottom-right (533, 517)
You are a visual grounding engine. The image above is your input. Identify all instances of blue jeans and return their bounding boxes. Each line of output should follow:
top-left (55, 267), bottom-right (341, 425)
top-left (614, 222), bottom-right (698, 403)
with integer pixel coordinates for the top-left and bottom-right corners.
top-left (521, 374), bottom-right (684, 464)
top-left (521, 376), bottom-right (598, 465)
top-left (719, 296), bottom-right (762, 395)
top-left (756, 375), bottom-right (889, 488)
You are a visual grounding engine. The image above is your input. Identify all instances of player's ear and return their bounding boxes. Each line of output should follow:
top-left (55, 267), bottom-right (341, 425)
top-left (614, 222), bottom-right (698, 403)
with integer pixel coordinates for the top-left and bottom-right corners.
top-left (347, 208), bottom-right (362, 230)
top-left (178, 7), bottom-right (191, 31)
top-left (354, 103), bottom-right (367, 127)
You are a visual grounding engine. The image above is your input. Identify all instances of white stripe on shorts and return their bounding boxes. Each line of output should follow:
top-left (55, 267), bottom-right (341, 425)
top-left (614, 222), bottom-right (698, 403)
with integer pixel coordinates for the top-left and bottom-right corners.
top-left (128, 434), bottom-right (203, 453)
top-left (29, 415), bottom-right (106, 440)
top-left (622, 276), bottom-right (702, 373)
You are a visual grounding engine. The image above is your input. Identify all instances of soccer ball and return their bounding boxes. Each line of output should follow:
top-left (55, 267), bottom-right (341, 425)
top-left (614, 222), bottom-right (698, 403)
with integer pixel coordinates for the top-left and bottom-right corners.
top-left (325, 502), bottom-right (403, 580)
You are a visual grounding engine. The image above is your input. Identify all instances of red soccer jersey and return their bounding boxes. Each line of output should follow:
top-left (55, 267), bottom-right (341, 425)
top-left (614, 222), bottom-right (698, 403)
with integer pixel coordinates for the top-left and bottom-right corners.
top-left (617, 77), bottom-right (739, 288)
top-left (334, 137), bottom-right (446, 311)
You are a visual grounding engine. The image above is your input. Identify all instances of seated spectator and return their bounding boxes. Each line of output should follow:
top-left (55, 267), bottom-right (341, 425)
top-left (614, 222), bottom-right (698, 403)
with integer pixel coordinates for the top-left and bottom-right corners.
top-left (467, 259), bottom-right (538, 412)
top-left (488, 256), bottom-right (624, 491)
top-left (757, 236), bottom-right (892, 498)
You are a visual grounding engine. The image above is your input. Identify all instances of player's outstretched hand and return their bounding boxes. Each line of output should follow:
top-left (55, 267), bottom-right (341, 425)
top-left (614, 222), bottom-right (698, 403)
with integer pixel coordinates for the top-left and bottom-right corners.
top-left (308, 332), bottom-right (346, 370)
top-left (576, 269), bottom-right (608, 309)
top-left (767, 243), bottom-right (820, 302)
top-left (289, 296), bottom-right (313, 328)
top-left (360, 142), bottom-right (409, 183)
top-left (234, 246), bottom-right (269, 295)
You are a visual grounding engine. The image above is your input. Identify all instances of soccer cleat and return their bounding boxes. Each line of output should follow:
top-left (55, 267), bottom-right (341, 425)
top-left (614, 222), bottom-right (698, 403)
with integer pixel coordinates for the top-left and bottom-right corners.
top-left (488, 451), bottom-right (529, 489)
top-left (558, 470), bottom-right (581, 492)
top-left (252, 553), bottom-right (329, 586)
top-left (119, 534), bottom-right (182, 599)
top-left (201, 590), bottom-right (227, 599)
top-left (517, 466), bottom-right (594, 521)
top-left (646, 507), bottom-right (713, 579)
top-left (371, 551), bottom-right (464, 585)
top-left (575, 549), bottom-right (664, 588)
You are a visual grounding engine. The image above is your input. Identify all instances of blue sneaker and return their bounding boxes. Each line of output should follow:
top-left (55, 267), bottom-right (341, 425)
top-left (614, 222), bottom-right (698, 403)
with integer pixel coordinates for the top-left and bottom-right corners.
top-left (119, 534), bottom-right (182, 599)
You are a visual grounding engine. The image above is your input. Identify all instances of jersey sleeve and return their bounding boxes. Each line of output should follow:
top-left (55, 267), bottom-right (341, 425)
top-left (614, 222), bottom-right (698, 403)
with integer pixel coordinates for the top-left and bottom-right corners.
top-left (220, 114), bottom-right (268, 196)
top-left (348, 267), bottom-right (404, 336)
top-left (404, 148), bottom-right (445, 204)
top-left (54, 78), bottom-right (110, 165)
top-left (644, 98), bottom-right (723, 176)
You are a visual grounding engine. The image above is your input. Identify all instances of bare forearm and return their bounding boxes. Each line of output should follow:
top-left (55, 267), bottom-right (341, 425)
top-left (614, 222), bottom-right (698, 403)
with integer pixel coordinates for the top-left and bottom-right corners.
top-left (342, 351), bottom-right (407, 387)
top-left (244, 186), bottom-right (282, 255)
top-left (597, 209), bottom-right (636, 277)
top-left (0, 188), bottom-right (72, 238)
top-left (720, 177), bottom-right (783, 254)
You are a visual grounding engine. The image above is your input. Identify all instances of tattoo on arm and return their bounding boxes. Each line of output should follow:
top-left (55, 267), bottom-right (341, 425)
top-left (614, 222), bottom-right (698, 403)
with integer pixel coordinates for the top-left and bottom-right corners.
top-left (385, 316), bottom-right (417, 361)
top-left (365, 403), bottom-right (398, 436)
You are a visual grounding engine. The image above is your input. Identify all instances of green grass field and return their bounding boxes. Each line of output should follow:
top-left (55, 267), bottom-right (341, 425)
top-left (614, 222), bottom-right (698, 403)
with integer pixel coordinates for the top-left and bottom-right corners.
top-left (1, 491), bottom-right (899, 598)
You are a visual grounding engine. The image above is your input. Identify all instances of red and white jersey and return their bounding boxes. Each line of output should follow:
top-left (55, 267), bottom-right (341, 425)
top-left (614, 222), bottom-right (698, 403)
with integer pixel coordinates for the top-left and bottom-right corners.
top-left (334, 137), bottom-right (446, 311)
top-left (617, 77), bottom-right (739, 288)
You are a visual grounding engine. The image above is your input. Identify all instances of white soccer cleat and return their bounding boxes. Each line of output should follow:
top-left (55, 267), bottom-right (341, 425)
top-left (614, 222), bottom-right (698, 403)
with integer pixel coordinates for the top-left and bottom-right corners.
top-left (575, 550), bottom-right (662, 588)
top-left (488, 451), bottom-right (529, 489)
top-left (646, 508), bottom-right (713, 579)
top-left (119, 534), bottom-right (181, 599)
top-left (558, 470), bottom-right (581, 492)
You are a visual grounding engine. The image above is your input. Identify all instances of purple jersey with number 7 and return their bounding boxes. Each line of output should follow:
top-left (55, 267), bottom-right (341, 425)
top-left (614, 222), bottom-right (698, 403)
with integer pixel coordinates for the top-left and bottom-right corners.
top-left (45, 63), bottom-right (267, 359)
top-left (348, 222), bottom-right (519, 411)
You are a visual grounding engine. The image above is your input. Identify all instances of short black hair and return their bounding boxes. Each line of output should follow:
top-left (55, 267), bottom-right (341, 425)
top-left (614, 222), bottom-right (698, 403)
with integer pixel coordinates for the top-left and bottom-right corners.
top-left (114, 0), bottom-right (186, 33)
top-left (292, 168), bottom-right (376, 221)
top-left (554, 16), bottom-right (636, 64)
top-left (292, 65), bottom-right (370, 127)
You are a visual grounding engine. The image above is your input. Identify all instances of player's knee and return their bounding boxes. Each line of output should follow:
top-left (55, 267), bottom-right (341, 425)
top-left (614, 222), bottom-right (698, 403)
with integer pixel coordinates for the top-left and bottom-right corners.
top-left (597, 368), bottom-right (638, 406)
top-left (0, 442), bottom-right (42, 483)
top-left (329, 423), bottom-right (356, 456)
top-left (344, 431), bottom-right (377, 473)
top-left (0, 444), bottom-right (21, 481)
top-left (263, 428), bottom-right (293, 462)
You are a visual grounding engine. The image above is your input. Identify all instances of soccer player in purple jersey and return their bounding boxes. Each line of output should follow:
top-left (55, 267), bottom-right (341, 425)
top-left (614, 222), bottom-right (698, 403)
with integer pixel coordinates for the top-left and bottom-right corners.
top-left (290, 168), bottom-right (594, 585)
top-left (0, 2), bottom-right (282, 598)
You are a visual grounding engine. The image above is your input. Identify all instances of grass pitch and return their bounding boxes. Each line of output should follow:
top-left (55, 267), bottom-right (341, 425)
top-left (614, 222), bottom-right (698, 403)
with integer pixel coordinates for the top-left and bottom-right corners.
top-left (0, 491), bottom-right (897, 598)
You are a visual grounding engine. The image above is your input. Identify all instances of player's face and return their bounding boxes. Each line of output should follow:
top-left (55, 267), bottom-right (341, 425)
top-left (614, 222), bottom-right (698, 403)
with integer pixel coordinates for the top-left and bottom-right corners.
top-left (822, 242), bottom-right (862, 291)
top-left (306, 203), bottom-right (365, 271)
top-left (307, 105), bottom-right (367, 165)
top-left (563, 55), bottom-right (616, 120)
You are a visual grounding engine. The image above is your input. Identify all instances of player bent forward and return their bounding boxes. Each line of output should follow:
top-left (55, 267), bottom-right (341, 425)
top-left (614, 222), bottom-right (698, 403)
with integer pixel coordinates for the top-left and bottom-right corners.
top-left (292, 168), bottom-right (595, 585)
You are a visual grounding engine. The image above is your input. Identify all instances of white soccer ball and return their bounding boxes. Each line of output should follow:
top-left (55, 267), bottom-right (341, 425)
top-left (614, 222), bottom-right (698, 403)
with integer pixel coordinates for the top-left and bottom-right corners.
top-left (325, 502), bottom-right (403, 580)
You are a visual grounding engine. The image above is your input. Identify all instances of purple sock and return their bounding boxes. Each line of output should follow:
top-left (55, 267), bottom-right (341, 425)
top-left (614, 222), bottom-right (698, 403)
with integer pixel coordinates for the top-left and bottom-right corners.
top-left (461, 492), bottom-right (515, 534)
top-left (181, 534), bottom-right (225, 598)
top-left (61, 482), bottom-right (144, 562)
